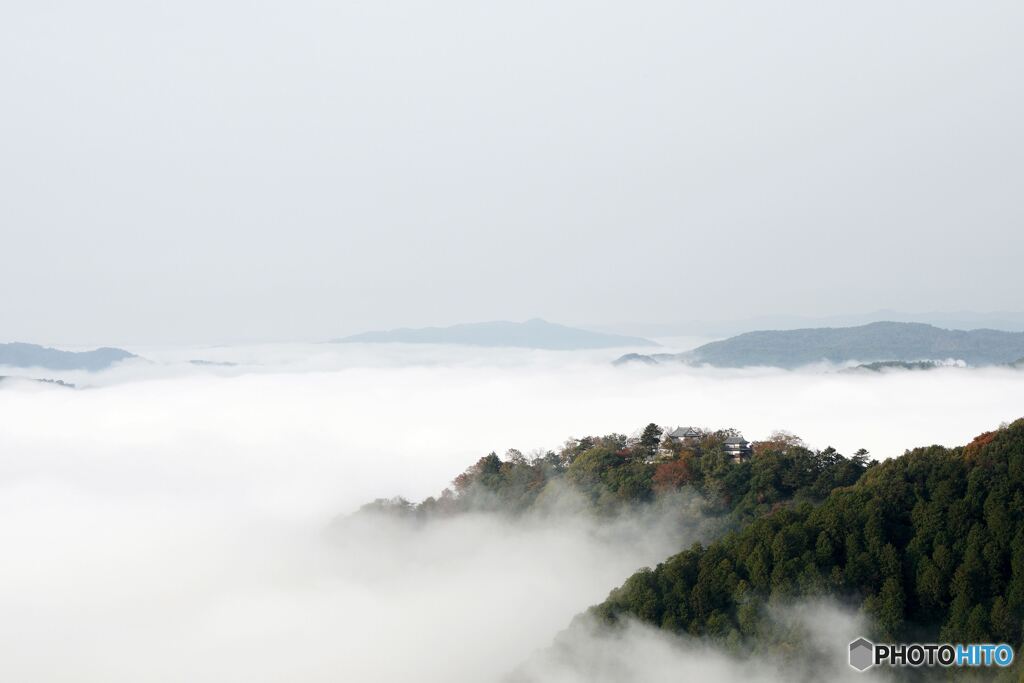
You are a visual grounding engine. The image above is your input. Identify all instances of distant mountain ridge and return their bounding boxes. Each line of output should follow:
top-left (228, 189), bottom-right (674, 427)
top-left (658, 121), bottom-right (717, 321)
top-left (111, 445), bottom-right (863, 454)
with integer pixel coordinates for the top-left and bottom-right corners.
top-left (0, 342), bottom-right (136, 371)
top-left (594, 309), bottom-right (1024, 338)
top-left (615, 321), bottom-right (1024, 368)
top-left (333, 318), bottom-right (658, 350)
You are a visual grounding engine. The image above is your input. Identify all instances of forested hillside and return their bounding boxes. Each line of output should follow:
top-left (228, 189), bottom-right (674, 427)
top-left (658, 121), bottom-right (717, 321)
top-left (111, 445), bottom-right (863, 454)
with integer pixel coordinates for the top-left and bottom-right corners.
top-left (589, 419), bottom-right (1024, 677)
top-left (358, 420), bottom-right (1024, 678)
top-left (359, 426), bottom-right (869, 524)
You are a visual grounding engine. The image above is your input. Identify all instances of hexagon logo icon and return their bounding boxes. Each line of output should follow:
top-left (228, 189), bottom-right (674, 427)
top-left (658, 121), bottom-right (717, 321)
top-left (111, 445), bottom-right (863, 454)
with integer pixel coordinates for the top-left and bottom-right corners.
top-left (849, 637), bottom-right (874, 671)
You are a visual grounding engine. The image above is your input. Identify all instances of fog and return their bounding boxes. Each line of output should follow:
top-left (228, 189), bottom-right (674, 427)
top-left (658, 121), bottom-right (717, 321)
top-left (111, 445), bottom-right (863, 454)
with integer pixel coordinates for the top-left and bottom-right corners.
top-left (515, 602), bottom-right (892, 682)
top-left (1, 345), bottom-right (1022, 680)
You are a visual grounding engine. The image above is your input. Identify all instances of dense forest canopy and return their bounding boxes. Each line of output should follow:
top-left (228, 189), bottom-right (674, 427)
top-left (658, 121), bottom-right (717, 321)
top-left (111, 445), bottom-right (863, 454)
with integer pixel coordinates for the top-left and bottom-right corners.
top-left (588, 419), bottom-right (1024, 679)
top-left (359, 425), bottom-right (869, 524)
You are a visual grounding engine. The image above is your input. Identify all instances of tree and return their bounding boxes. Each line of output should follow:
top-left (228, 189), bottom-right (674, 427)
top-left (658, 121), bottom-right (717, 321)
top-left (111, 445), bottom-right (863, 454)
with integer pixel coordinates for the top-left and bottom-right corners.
top-left (638, 423), bottom-right (663, 461)
top-left (873, 577), bottom-right (906, 639)
top-left (753, 430), bottom-right (805, 456)
top-left (652, 458), bottom-right (693, 492)
top-left (504, 448), bottom-right (526, 465)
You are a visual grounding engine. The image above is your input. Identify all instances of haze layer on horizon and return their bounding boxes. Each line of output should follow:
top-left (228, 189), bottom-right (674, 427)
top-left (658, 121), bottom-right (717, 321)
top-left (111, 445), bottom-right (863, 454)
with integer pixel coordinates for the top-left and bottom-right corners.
top-left (2, 1), bottom-right (1022, 344)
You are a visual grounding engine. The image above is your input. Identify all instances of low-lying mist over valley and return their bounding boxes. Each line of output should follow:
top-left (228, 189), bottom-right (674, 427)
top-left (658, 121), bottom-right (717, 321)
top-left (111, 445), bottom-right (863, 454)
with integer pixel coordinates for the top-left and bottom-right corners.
top-left (3, 339), bottom-right (1022, 456)
top-left (1, 343), bottom-right (1022, 680)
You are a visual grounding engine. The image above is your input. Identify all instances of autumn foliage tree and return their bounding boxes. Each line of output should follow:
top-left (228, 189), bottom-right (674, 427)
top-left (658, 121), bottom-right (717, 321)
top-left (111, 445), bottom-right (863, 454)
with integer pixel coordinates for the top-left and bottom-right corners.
top-left (652, 457), bottom-right (693, 492)
top-left (752, 430), bottom-right (805, 457)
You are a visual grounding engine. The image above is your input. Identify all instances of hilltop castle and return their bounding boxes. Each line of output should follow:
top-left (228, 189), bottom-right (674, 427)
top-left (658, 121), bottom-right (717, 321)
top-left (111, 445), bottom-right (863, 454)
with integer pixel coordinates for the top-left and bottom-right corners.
top-left (667, 426), bottom-right (752, 463)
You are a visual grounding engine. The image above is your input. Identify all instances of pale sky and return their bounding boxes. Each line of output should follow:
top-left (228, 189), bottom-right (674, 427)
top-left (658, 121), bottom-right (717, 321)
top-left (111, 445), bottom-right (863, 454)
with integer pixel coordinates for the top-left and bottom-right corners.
top-left (2, 1), bottom-right (1022, 344)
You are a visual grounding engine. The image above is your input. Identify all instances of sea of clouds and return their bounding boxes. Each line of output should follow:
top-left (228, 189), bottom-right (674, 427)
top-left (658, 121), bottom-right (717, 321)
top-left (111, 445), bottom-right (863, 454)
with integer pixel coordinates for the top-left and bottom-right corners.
top-left (1, 342), bottom-right (1020, 680)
